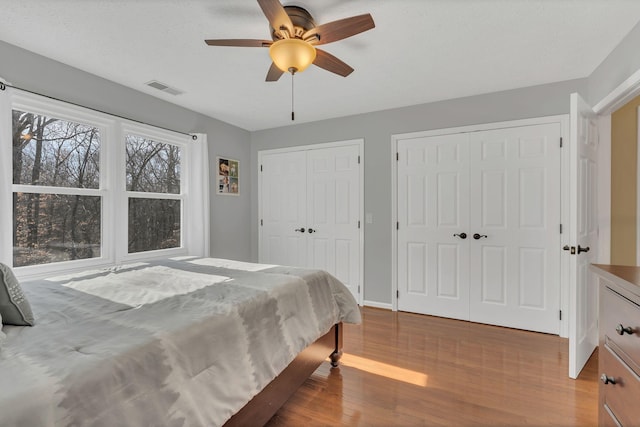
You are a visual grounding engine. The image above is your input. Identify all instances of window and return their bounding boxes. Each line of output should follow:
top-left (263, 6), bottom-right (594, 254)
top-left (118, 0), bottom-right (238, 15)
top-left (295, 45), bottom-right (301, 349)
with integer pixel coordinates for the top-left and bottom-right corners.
top-left (0, 90), bottom-right (201, 277)
top-left (12, 109), bottom-right (102, 267)
top-left (125, 133), bottom-right (182, 254)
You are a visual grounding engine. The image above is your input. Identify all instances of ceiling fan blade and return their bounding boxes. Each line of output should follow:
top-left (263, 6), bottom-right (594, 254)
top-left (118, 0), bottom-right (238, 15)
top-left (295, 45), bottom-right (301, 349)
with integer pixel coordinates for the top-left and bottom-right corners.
top-left (313, 49), bottom-right (354, 77)
top-left (257, 0), bottom-right (294, 36)
top-left (205, 39), bottom-right (272, 47)
top-left (304, 14), bottom-right (375, 45)
top-left (266, 63), bottom-right (285, 82)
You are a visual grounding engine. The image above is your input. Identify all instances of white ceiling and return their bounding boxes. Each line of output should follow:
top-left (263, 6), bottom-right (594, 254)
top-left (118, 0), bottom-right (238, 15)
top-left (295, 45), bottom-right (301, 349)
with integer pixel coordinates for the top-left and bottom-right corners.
top-left (1, 1), bottom-right (640, 131)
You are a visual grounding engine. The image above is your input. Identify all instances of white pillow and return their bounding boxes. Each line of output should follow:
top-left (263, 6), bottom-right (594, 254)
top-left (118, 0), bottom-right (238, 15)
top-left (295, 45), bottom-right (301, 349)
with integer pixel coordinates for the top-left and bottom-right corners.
top-left (0, 263), bottom-right (35, 326)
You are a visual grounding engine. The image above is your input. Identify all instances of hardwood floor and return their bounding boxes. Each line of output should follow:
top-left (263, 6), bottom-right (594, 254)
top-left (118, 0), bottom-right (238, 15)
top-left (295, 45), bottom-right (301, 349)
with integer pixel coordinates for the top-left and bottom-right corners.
top-left (266, 307), bottom-right (598, 426)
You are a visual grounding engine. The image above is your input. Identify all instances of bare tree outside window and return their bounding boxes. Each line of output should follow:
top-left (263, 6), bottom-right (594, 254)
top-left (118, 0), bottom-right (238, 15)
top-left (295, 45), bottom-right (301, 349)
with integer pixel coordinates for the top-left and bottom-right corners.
top-left (13, 194), bottom-right (101, 266)
top-left (128, 199), bottom-right (180, 253)
top-left (12, 109), bottom-right (101, 267)
top-left (125, 134), bottom-right (182, 253)
top-left (126, 135), bottom-right (180, 194)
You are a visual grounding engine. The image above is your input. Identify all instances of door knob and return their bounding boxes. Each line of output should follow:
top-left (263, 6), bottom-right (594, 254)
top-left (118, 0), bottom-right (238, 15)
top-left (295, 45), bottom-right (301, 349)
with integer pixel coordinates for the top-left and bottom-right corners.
top-left (577, 245), bottom-right (590, 254)
top-left (308, 228), bottom-right (316, 233)
top-left (453, 233), bottom-right (467, 239)
top-left (473, 233), bottom-right (488, 240)
top-left (294, 228), bottom-right (305, 233)
top-left (616, 324), bottom-right (633, 335)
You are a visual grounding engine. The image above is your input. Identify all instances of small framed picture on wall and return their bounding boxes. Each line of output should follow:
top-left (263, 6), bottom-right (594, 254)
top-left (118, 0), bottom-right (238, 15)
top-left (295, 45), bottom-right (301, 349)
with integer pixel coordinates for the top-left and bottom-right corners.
top-left (216, 156), bottom-right (239, 195)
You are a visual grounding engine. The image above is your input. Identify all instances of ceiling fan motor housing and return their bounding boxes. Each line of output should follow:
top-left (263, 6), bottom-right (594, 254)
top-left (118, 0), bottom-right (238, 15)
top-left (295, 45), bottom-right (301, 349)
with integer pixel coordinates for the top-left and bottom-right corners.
top-left (271, 6), bottom-right (316, 40)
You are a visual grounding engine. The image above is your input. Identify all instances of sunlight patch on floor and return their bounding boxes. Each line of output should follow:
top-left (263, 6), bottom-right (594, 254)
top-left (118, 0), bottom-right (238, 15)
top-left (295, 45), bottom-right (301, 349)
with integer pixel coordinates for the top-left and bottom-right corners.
top-left (339, 353), bottom-right (428, 387)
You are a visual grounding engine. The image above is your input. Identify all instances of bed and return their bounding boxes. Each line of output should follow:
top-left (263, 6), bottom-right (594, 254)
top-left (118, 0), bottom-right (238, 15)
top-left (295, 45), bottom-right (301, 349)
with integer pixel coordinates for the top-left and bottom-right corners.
top-left (0, 256), bottom-right (361, 427)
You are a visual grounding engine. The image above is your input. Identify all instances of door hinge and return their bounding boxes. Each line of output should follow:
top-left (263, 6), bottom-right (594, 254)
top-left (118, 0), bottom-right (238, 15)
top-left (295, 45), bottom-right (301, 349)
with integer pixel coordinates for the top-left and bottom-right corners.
top-left (396, 290), bottom-right (399, 298)
top-left (358, 220), bottom-right (361, 229)
top-left (559, 310), bottom-right (562, 320)
top-left (260, 164), bottom-right (263, 172)
top-left (396, 221), bottom-right (399, 230)
top-left (560, 224), bottom-right (563, 234)
top-left (396, 152), bottom-right (399, 161)
top-left (358, 155), bottom-right (361, 164)
top-left (358, 285), bottom-right (361, 294)
top-left (560, 137), bottom-right (563, 148)
top-left (260, 219), bottom-right (263, 226)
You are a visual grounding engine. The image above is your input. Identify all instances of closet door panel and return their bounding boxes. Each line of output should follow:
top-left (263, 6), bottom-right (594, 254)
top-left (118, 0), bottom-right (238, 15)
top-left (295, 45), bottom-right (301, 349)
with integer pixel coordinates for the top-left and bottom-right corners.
top-left (260, 151), bottom-right (307, 267)
top-left (306, 145), bottom-right (360, 300)
top-left (468, 123), bottom-right (561, 334)
top-left (397, 133), bottom-right (470, 319)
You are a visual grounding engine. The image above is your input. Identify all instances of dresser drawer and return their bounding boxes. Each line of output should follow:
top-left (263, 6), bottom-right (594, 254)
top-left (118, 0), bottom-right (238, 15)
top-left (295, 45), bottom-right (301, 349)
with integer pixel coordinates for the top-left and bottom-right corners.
top-left (601, 345), bottom-right (640, 427)
top-left (602, 287), bottom-right (640, 367)
top-left (602, 404), bottom-right (622, 427)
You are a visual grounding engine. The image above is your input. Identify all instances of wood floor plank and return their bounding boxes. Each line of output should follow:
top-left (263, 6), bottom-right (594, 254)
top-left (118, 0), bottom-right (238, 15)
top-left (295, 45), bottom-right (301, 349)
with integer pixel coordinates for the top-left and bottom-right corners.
top-left (266, 307), bottom-right (598, 426)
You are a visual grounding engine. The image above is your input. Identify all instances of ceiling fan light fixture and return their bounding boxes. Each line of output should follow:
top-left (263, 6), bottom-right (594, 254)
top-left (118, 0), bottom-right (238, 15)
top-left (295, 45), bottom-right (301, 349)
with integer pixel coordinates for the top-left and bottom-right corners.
top-left (269, 38), bottom-right (316, 73)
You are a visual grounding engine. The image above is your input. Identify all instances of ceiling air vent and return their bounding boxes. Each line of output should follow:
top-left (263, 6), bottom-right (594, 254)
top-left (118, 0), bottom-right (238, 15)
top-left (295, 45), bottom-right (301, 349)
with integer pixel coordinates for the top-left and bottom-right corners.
top-left (145, 80), bottom-right (183, 96)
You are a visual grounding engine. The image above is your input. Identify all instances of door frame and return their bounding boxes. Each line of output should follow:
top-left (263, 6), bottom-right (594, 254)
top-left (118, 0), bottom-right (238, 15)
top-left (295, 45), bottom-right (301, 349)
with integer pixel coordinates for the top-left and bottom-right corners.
top-left (391, 115), bottom-right (570, 337)
top-left (593, 68), bottom-right (640, 267)
top-left (257, 138), bottom-right (365, 305)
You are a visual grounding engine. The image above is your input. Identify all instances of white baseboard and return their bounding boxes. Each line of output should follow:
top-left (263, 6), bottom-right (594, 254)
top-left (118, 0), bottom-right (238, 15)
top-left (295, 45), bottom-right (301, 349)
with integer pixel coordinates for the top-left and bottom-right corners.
top-left (363, 300), bottom-right (393, 310)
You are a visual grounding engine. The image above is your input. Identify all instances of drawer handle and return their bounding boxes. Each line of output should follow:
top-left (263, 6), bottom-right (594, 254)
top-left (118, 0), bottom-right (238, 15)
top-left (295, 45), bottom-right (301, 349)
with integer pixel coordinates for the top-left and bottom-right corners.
top-left (615, 324), bottom-right (634, 335)
top-left (600, 373), bottom-right (616, 385)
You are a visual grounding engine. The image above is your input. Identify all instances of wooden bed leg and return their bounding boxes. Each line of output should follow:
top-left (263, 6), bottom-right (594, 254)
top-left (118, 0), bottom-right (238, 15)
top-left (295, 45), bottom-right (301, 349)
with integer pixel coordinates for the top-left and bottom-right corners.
top-left (330, 349), bottom-right (343, 367)
top-left (330, 322), bottom-right (344, 367)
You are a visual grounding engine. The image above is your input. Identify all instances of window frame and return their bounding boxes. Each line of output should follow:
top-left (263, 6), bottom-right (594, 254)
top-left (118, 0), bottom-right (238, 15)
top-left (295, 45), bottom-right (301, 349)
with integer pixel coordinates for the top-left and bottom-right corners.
top-left (118, 122), bottom-right (189, 262)
top-left (1, 89), bottom-right (192, 279)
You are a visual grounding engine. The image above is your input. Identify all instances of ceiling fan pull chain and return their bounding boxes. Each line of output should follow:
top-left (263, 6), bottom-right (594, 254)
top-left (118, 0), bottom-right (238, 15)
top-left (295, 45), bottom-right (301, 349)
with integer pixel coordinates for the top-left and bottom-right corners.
top-left (291, 69), bottom-right (295, 121)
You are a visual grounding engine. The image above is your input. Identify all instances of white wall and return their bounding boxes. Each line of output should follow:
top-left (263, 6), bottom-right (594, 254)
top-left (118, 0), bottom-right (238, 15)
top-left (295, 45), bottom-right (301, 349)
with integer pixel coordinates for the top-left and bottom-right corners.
top-left (0, 40), bottom-right (253, 262)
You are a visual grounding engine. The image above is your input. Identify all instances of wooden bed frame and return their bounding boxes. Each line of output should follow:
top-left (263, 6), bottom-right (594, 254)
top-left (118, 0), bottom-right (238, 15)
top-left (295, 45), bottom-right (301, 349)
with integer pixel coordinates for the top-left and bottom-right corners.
top-left (224, 322), bottom-right (343, 426)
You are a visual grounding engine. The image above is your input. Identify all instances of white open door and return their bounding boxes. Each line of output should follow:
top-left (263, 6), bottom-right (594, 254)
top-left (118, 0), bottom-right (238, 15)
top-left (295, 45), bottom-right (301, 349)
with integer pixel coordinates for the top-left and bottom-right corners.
top-left (568, 92), bottom-right (599, 379)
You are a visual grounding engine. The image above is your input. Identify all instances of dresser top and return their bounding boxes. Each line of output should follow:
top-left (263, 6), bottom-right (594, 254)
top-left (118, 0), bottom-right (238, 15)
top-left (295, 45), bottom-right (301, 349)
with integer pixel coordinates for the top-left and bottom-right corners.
top-left (592, 264), bottom-right (640, 292)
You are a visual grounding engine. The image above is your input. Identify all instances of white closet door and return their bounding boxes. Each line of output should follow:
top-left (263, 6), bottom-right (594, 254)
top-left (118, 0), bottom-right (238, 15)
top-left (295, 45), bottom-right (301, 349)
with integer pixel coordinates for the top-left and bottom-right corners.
top-left (468, 123), bottom-right (561, 334)
top-left (397, 133), bottom-right (470, 320)
top-left (568, 93), bottom-right (599, 379)
top-left (259, 143), bottom-right (363, 303)
top-left (306, 145), bottom-right (361, 299)
top-left (260, 151), bottom-right (307, 267)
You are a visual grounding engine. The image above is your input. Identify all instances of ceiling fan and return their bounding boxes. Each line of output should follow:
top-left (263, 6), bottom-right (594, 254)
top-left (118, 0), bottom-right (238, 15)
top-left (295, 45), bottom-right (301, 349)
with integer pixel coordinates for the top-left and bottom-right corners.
top-left (204, 0), bottom-right (375, 82)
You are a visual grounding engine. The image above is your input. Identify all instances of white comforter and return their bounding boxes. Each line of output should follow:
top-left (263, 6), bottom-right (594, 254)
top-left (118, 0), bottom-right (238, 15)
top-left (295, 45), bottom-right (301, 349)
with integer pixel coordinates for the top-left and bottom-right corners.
top-left (0, 257), bottom-right (361, 427)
